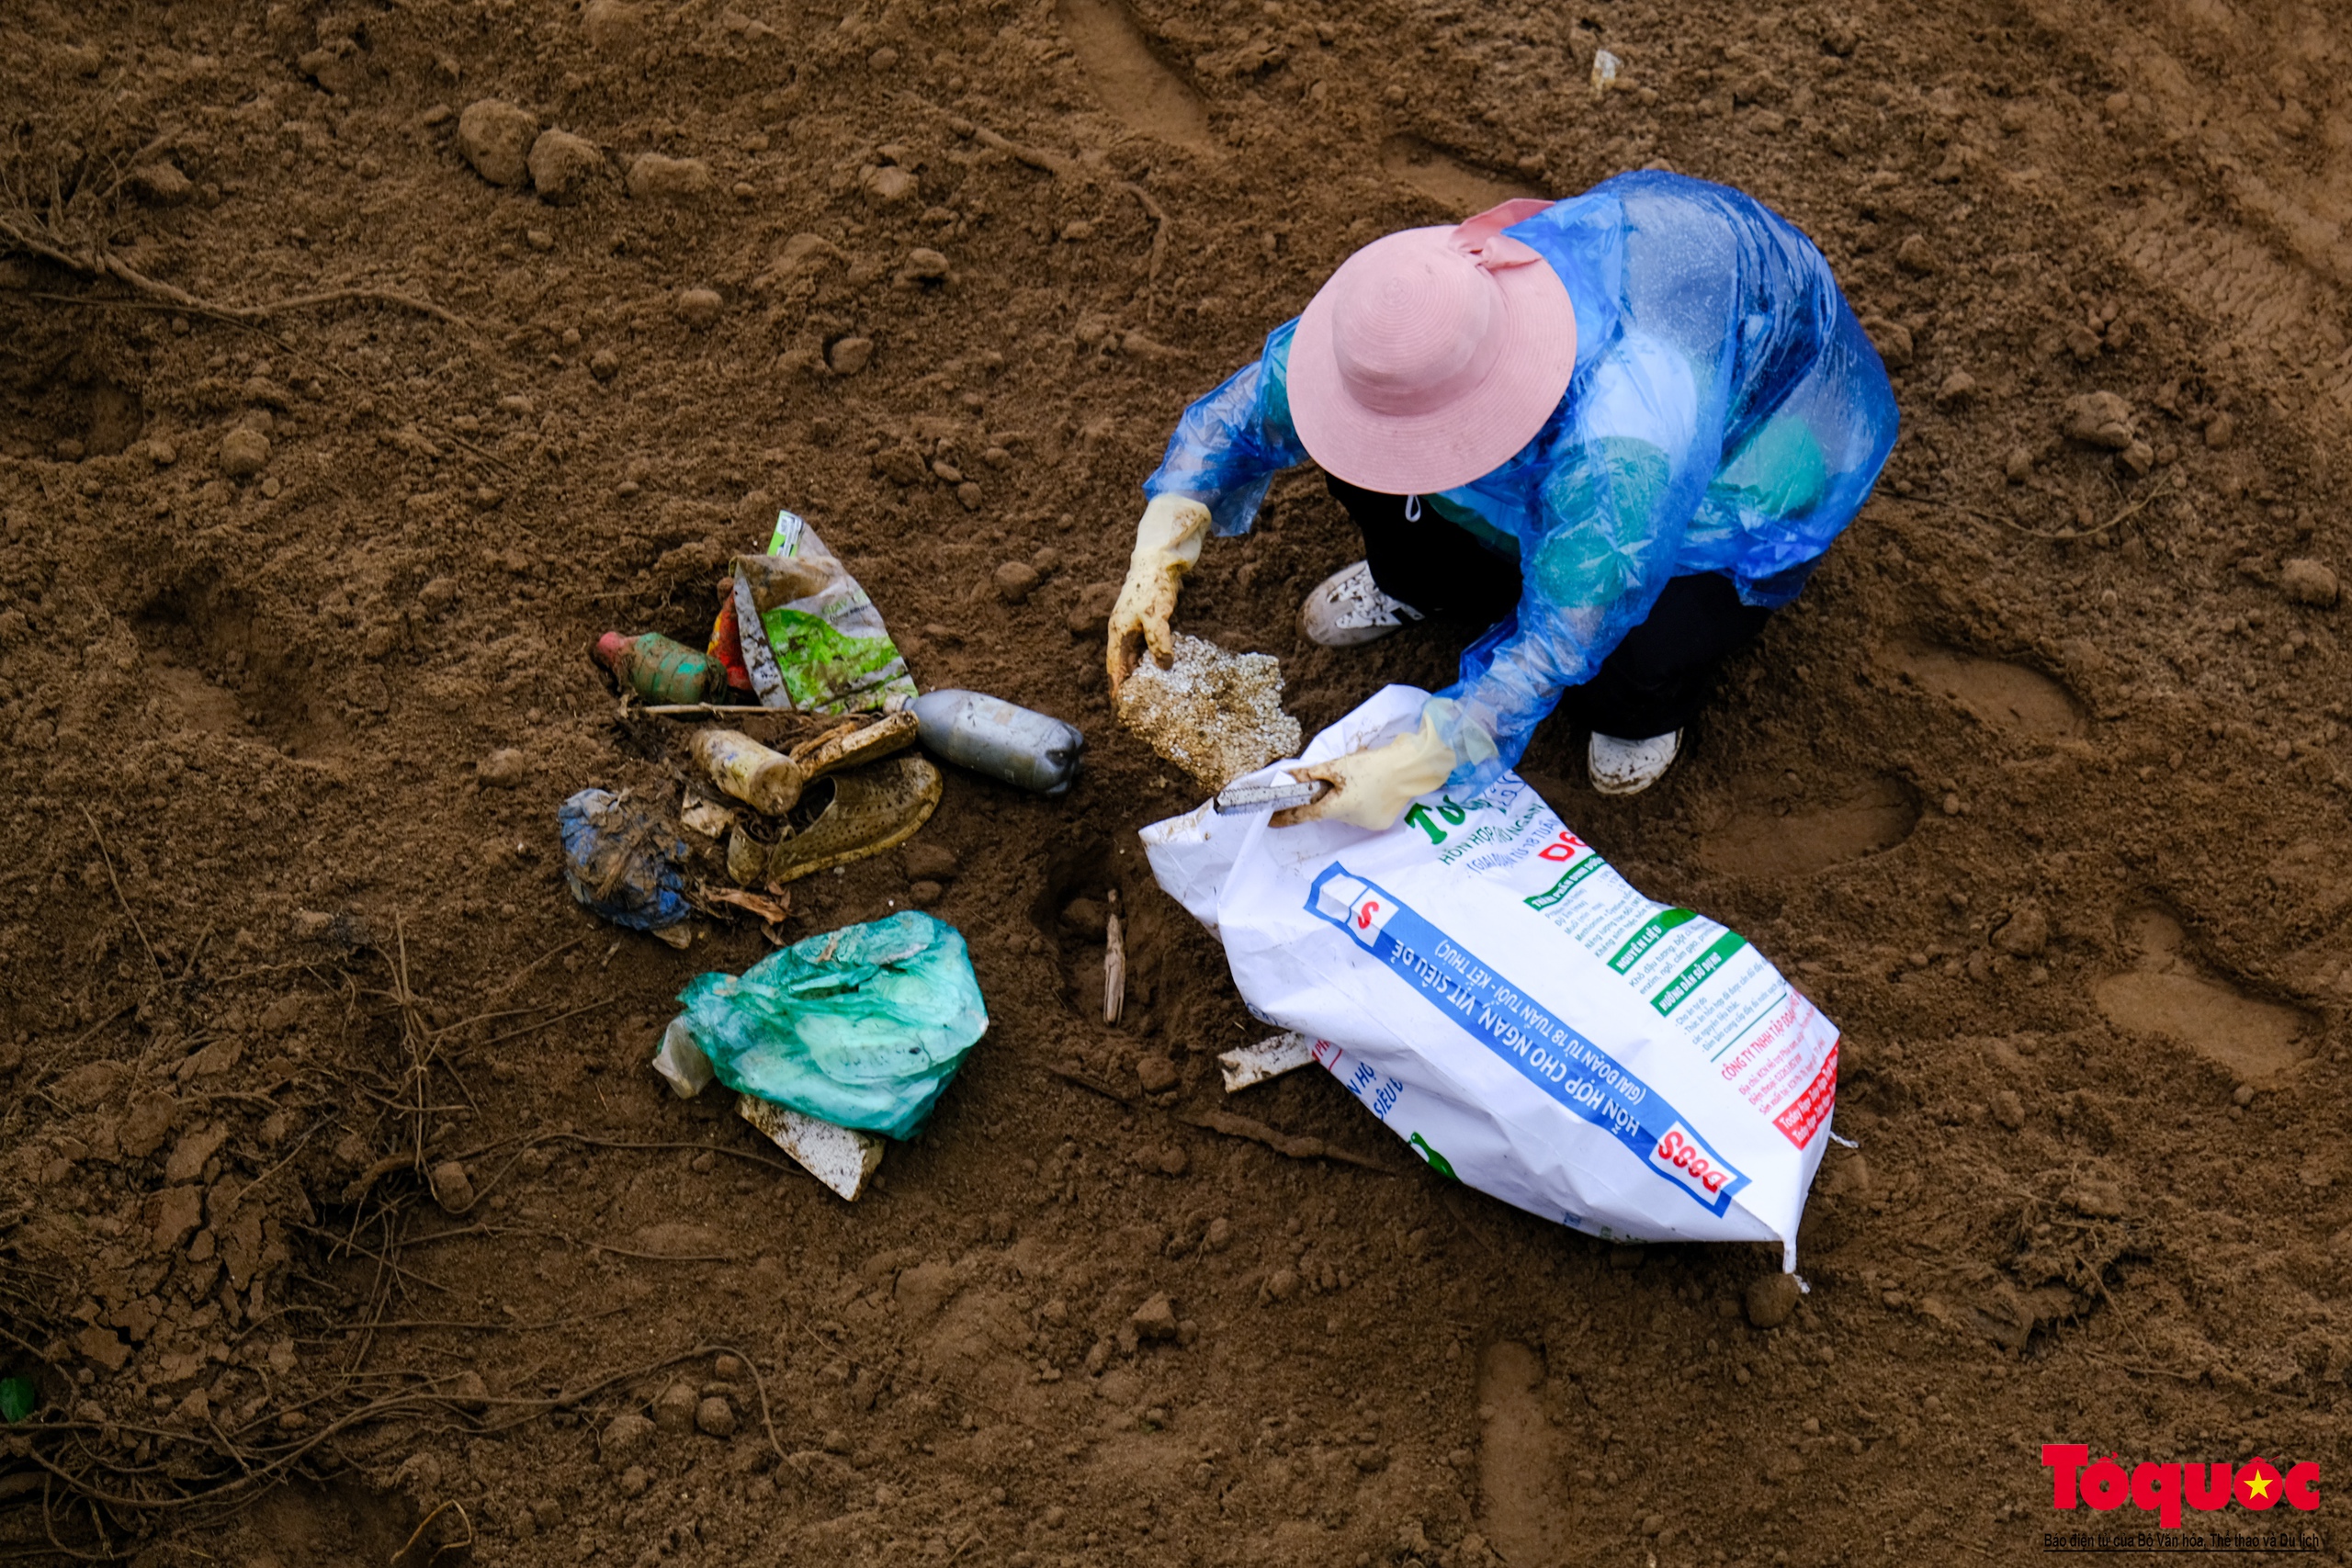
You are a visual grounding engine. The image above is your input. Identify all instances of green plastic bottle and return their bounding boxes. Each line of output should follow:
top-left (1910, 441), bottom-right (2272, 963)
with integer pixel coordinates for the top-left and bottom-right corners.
top-left (594, 632), bottom-right (718, 705)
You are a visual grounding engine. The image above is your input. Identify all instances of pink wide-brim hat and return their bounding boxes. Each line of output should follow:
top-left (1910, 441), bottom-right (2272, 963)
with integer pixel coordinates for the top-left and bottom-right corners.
top-left (1290, 197), bottom-right (1576, 494)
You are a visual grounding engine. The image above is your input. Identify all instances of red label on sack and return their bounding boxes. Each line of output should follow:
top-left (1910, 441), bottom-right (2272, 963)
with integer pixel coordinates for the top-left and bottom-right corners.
top-left (1771, 1041), bottom-right (1838, 1149)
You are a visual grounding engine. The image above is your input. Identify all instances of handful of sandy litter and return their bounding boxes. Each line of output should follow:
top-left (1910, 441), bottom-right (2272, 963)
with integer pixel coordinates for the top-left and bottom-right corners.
top-left (1116, 633), bottom-right (1303, 793)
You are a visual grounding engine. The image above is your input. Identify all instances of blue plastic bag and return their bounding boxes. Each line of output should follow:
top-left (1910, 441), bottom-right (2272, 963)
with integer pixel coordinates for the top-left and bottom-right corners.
top-left (675, 912), bottom-right (988, 1138)
top-left (558, 788), bottom-right (691, 937)
top-left (1141, 170), bottom-right (1900, 789)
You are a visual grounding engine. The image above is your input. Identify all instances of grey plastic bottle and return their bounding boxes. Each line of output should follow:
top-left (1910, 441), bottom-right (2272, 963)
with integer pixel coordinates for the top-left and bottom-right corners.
top-left (909, 690), bottom-right (1083, 796)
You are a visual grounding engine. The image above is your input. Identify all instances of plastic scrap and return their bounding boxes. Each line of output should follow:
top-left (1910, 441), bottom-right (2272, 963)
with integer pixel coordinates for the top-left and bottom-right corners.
top-left (0, 1377), bottom-right (34, 1422)
top-left (559, 788), bottom-right (692, 946)
top-left (714, 510), bottom-right (918, 715)
top-left (1114, 632), bottom-right (1303, 793)
top-left (1589, 47), bottom-right (1621, 96)
top-left (670, 911), bottom-right (987, 1139)
top-left (1218, 1031), bottom-right (1316, 1092)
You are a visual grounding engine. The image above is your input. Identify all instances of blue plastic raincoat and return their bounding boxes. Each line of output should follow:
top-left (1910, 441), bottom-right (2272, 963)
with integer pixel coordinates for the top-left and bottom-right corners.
top-left (1142, 172), bottom-right (1899, 789)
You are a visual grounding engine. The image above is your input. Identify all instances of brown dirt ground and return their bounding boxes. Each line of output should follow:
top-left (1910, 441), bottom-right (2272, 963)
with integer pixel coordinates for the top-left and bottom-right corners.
top-left (5, 0), bottom-right (2352, 1563)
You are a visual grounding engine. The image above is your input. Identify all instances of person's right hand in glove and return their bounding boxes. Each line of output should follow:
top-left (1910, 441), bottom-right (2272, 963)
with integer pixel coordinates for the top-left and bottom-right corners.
top-left (1106, 494), bottom-right (1213, 696)
top-left (1271, 708), bottom-right (1458, 830)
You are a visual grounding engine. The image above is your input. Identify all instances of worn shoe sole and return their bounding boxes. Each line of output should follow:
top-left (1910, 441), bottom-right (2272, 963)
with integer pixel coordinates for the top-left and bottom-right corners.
top-left (763, 754), bottom-right (943, 885)
top-left (1589, 730), bottom-right (1682, 796)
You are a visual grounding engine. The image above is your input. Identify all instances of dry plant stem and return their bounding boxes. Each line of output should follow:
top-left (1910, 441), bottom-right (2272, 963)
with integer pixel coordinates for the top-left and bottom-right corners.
top-left (0, 213), bottom-right (469, 328)
top-left (1103, 889), bottom-right (1126, 1025)
top-left (1115, 181), bottom-right (1170, 315)
top-left (1955, 485), bottom-right (2168, 543)
top-left (1046, 1063), bottom-right (1136, 1104)
top-left (707, 1343), bottom-right (790, 1468)
top-left (969, 125), bottom-right (1071, 177)
top-left (77, 806), bottom-right (160, 979)
top-left (638, 702), bottom-right (783, 716)
top-left (1179, 1109), bottom-right (1396, 1174)
top-left (394, 1499), bottom-right (473, 1565)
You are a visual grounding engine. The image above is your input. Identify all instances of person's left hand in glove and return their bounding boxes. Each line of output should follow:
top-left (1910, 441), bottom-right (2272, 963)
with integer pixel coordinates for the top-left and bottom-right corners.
top-left (1272, 709), bottom-right (1456, 830)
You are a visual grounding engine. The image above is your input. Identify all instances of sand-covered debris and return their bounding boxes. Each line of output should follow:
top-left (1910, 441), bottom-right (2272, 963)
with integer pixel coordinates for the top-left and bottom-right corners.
top-left (1116, 633), bottom-right (1302, 793)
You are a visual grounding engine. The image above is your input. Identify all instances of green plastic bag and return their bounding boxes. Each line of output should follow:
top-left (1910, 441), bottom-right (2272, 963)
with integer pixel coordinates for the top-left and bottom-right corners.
top-left (675, 912), bottom-right (987, 1139)
top-left (0, 1376), bottom-right (35, 1422)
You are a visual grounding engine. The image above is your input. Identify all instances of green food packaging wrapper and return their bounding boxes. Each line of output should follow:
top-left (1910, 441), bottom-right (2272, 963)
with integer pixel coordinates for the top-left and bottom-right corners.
top-left (724, 509), bottom-right (919, 715)
top-left (673, 912), bottom-right (987, 1139)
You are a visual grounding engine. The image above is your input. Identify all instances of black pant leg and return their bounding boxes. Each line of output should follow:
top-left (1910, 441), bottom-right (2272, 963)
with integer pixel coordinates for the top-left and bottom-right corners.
top-left (1562, 572), bottom-right (1775, 741)
top-left (1323, 473), bottom-right (1522, 625)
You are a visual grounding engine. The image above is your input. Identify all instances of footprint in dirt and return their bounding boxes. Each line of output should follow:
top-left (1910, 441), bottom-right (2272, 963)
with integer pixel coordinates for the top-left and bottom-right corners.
top-left (1055, 0), bottom-right (1214, 151)
top-left (1477, 1341), bottom-right (1569, 1567)
top-left (1382, 135), bottom-right (1537, 215)
top-left (2094, 909), bottom-right (2309, 1083)
top-left (1695, 775), bottom-right (1919, 879)
top-left (1883, 642), bottom-right (2084, 738)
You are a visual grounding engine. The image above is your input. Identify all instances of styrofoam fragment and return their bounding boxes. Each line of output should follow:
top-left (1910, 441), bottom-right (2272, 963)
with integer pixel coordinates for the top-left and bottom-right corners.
top-left (1218, 1031), bottom-right (1317, 1093)
top-left (737, 1093), bottom-right (885, 1201)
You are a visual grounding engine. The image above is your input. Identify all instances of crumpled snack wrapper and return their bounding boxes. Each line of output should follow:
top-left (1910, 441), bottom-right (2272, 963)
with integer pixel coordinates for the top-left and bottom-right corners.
top-left (1116, 632), bottom-right (1303, 793)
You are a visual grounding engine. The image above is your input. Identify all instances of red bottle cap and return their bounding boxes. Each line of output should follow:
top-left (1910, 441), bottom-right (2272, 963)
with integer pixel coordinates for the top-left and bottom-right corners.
top-left (592, 631), bottom-right (632, 671)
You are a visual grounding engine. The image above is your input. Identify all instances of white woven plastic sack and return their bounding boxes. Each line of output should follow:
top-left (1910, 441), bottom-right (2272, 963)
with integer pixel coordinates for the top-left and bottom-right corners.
top-left (1141, 686), bottom-right (1839, 1269)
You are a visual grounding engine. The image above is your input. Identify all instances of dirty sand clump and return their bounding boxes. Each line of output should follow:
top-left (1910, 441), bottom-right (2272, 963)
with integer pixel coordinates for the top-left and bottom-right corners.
top-left (1116, 633), bottom-right (1301, 793)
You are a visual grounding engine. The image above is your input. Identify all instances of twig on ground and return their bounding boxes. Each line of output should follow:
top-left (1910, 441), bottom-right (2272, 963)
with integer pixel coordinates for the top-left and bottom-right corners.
top-left (480, 997), bottom-right (620, 1048)
top-left (392, 1499), bottom-right (472, 1566)
top-left (77, 807), bottom-right (160, 980)
top-left (1948, 485), bottom-right (2168, 543)
top-left (707, 1345), bottom-right (789, 1469)
top-left (1102, 890), bottom-right (1125, 1025)
top-left (0, 212), bottom-right (469, 329)
top-left (1178, 1109), bottom-right (1396, 1173)
top-left (1114, 182), bottom-right (1169, 317)
top-left (965, 124), bottom-right (1072, 177)
top-left (1046, 1063), bottom-right (1136, 1104)
top-left (637, 702), bottom-right (787, 716)
top-left (215, 1122), bottom-right (328, 1217)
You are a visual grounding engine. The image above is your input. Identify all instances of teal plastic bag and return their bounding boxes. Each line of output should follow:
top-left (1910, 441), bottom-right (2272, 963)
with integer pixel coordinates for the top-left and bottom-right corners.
top-left (675, 912), bottom-right (987, 1139)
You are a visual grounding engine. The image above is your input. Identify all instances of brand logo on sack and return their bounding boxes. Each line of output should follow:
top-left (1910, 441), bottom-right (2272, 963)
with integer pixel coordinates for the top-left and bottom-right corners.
top-left (2042, 1445), bottom-right (2320, 1530)
top-left (1648, 1122), bottom-right (1735, 1200)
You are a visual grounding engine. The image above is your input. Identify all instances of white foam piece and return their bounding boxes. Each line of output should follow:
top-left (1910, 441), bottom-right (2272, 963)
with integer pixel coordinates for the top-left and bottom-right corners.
top-left (737, 1093), bottom-right (885, 1201)
top-left (1219, 1031), bottom-right (1317, 1092)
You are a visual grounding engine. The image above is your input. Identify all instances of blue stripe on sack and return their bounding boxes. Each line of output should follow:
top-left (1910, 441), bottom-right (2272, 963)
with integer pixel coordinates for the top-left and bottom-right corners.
top-left (1303, 863), bottom-right (1747, 1218)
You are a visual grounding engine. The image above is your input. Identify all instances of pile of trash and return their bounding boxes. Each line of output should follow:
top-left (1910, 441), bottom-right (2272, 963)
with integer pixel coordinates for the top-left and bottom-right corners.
top-left (558, 506), bottom-right (1083, 1195)
top-left (562, 507), bottom-right (1083, 948)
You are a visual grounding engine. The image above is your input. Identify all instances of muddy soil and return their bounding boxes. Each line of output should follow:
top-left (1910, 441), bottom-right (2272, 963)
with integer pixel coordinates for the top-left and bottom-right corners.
top-left (5, 0), bottom-right (2351, 1563)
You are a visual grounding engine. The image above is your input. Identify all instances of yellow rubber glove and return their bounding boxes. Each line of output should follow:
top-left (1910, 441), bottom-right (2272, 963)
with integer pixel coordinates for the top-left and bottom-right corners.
top-left (1106, 495), bottom-right (1212, 696)
top-left (1272, 709), bottom-right (1457, 830)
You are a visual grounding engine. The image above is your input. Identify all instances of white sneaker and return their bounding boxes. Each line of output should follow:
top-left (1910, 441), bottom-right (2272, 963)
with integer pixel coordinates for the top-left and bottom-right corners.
top-left (1589, 729), bottom-right (1681, 795)
top-left (1298, 561), bottom-right (1422, 648)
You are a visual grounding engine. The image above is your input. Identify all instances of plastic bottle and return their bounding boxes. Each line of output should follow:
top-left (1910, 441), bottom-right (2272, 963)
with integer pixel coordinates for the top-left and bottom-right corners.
top-left (910, 690), bottom-right (1084, 796)
top-left (690, 729), bottom-right (806, 816)
top-left (594, 632), bottom-right (718, 705)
